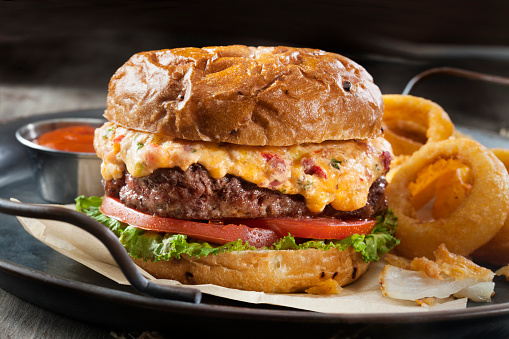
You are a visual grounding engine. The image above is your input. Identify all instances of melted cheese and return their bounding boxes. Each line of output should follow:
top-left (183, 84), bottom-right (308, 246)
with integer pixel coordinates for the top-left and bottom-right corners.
top-left (95, 122), bottom-right (392, 213)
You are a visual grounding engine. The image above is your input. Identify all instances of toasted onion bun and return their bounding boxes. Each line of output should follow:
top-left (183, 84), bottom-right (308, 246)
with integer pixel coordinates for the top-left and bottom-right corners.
top-left (135, 247), bottom-right (369, 293)
top-left (105, 45), bottom-right (383, 146)
top-left (104, 45), bottom-right (384, 293)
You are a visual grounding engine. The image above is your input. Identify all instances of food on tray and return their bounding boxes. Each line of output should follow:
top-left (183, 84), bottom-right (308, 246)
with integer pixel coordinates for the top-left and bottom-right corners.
top-left (496, 264), bottom-right (509, 280)
top-left (380, 244), bottom-right (495, 303)
top-left (77, 45), bottom-right (399, 293)
top-left (379, 93), bottom-right (509, 305)
top-left (386, 137), bottom-right (509, 259)
top-left (382, 95), bottom-right (455, 156)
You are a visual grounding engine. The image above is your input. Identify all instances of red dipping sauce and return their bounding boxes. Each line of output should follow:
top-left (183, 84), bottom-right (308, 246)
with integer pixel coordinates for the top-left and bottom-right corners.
top-left (36, 125), bottom-right (96, 153)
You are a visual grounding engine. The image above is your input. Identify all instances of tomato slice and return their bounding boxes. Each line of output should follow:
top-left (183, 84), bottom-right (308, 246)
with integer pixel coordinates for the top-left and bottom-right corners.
top-left (100, 196), bottom-right (280, 248)
top-left (226, 218), bottom-right (377, 239)
top-left (100, 196), bottom-right (377, 248)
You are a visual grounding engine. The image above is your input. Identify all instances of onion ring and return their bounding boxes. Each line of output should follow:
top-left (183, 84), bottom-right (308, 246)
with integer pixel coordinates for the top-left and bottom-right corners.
top-left (472, 148), bottom-right (509, 266)
top-left (491, 148), bottom-right (509, 167)
top-left (387, 138), bottom-right (509, 259)
top-left (382, 95), bottom-right (455, 156)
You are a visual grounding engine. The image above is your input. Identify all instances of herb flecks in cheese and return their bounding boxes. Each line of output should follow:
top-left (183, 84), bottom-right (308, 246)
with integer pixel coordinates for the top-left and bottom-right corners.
top-left (95, 122), bottom-right (391, 213)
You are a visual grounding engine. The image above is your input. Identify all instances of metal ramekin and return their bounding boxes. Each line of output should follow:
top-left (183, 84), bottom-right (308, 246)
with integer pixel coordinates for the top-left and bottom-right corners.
top-left (15, 118), bottom-right (106, 204)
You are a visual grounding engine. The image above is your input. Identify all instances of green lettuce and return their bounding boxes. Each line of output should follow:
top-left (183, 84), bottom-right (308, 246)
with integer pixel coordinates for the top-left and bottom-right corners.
top-left (76, 195), bottom-right (399, 263)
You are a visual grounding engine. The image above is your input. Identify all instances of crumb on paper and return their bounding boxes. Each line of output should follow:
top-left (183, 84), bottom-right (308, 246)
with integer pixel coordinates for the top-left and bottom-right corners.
top-left (384, 252), bottom-right (412, 269)
top-left (415, 297), bottom-right (437, 307)
top-left (496, 265), bottom-right (509, 281)
top-left (305, 278), bottom-right (342, 295)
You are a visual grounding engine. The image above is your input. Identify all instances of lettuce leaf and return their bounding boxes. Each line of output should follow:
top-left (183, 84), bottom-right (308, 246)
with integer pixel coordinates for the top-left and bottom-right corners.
top-left (76, 195), bottom-right (398, 263)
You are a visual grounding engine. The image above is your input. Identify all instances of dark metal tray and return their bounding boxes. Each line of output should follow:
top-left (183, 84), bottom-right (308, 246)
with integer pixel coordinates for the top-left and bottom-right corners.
top-left (2, 110), bottom-right (509, 339)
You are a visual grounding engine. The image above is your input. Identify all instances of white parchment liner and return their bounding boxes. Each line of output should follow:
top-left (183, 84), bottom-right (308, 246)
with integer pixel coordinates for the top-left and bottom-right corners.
top-left (14, 202), bottom-right (468, 314)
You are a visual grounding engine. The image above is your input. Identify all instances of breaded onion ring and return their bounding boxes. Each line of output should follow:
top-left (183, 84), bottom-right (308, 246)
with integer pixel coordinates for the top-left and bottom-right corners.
top-left (387, 138), bottom-right (509, 259)
top-left (491, 148), bottom-right (509, 167)
top-left (472, 148), bottom-right (509, 266)
top-left (382, 95), bottom-right (454, 156)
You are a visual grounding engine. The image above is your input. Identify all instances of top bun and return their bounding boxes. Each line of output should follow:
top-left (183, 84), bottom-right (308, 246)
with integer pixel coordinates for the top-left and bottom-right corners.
top-left (105, 45), bottom-right (383, 146)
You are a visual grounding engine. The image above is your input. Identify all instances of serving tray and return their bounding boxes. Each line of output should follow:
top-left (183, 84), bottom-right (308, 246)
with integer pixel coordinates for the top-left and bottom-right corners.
top-left (2, 109), bottom-right (509, 339)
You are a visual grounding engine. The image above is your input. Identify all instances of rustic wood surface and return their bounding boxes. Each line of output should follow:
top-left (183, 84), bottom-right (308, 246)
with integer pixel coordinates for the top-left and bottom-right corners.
top-left (0, 291), bottom-right (111, 339)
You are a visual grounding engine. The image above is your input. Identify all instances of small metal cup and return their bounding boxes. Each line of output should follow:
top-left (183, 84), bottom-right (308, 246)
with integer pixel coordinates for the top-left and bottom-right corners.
top-left (15, 118), bottom-right (106, 204)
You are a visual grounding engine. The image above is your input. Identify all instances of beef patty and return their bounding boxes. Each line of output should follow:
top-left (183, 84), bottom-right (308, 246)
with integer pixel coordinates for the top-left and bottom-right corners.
top-left (104, 164), bottom-right (387, 220)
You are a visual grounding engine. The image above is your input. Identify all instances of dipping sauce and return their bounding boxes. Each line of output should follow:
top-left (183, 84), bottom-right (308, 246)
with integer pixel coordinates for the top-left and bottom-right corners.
top-left (36, 125), bottom-right (96, 153)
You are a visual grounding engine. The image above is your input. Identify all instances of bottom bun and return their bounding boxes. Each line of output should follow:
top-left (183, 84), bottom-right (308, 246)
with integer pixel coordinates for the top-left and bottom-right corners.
top-left (134, 247), bottom-right (370, 293)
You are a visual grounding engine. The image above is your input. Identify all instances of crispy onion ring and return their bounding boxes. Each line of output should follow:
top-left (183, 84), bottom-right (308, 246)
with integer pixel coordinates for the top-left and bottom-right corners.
top-left (382, 95), bottom-right (454, 156)
top-left (472, 148), bottom-right (509, 266)
top-left (387, 138), bottom-right (509, 259)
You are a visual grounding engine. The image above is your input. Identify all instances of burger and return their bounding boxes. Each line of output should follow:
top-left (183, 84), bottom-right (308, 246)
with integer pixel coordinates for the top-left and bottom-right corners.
top-left (77, 45), bottom-right (398, 293)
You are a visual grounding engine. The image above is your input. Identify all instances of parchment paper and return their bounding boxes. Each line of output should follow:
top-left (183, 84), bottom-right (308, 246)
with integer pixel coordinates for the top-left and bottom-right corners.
top-left (14, 202), bottom-right (468, 314)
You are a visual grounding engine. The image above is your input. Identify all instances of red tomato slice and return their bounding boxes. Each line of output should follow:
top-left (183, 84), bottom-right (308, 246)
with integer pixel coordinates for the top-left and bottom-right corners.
top-left (100, 196), bottom-right (280, 248)
top-left (226, 218), bottom-right (377, 239)
top-left (100, 196), bottom-right (376, 247)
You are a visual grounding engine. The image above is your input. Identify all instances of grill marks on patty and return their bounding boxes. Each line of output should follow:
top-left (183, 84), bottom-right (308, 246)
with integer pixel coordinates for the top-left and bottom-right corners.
top-left (103, 164), bottom-right (387, 220)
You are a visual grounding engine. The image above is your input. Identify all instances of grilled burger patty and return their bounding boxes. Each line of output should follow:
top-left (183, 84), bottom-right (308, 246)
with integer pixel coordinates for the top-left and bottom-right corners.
top-left (103, 164), bottom-right (387, 220)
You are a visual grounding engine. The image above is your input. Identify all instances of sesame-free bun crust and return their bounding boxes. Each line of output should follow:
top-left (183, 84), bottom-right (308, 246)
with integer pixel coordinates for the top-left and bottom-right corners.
top-left (134, 247), bottom-right (369, 293)
top-left (106, 45), bottom-right (383, 146)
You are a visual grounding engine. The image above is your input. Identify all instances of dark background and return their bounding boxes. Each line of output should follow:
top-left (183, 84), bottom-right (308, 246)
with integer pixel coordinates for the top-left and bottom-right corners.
top-left (2, 0), bottom-right (509, 130)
